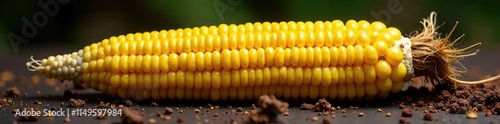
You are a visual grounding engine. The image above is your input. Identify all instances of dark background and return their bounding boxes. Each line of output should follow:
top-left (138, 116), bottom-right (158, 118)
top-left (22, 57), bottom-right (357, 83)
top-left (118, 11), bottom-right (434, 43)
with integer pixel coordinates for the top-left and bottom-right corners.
top-left (1, 0), bottom-right (499, 56)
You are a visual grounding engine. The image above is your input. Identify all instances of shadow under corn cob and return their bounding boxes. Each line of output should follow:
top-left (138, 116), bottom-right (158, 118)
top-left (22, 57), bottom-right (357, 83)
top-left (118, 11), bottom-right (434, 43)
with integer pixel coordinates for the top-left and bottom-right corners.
top-left (26, 12), bottom-right (500, 101)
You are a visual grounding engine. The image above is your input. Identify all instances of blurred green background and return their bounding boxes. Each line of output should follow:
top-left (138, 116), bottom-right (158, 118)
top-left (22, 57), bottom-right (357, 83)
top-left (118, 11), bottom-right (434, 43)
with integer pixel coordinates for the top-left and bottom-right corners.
top-left (0, 0), bottom-right (499, 56)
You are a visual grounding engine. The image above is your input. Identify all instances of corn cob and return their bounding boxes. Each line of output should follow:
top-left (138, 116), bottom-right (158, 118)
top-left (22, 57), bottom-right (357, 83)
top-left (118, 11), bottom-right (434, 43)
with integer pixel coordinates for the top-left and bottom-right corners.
top-left (26, 12), bottom-right (500, 101)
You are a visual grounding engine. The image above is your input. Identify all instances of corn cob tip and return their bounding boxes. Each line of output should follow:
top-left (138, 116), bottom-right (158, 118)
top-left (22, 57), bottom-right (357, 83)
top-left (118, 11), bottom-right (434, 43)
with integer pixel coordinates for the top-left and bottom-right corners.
top-left (410, 11), bottom-right (500, 85)
top-left (26, 55), bottom-right (42, 71)
top-left (26, 50), bottom-right (84, 83)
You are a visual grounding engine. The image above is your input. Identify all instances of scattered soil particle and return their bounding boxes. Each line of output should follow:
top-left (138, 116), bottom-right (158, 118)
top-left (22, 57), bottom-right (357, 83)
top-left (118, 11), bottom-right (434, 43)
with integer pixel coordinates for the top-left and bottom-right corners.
top-left (164, 107), bottom-right (174, 115)
top-left (311, 116), bottom-right (318, 121)
top-left (177, 117), bottom-right (185, 123)
top-left (466, 110), bottom-right (478, 119)
top-left (250, 104), bottom-right (257, 110)
top-left (423, 113), bottom-right (433, 120)
top-left (249, 95), bottom-right (289, 123)
top-left (230, 118), bottom-right (238, 124)
top-left (94, 101), bottom-right (111, 108)
top-left (121, 108), bottom-right (143, 124)
top-left (401, 108), bottom-right (413, 117)
top-left (149, 118), bottom-right (157, 124)
top-left (63, 117), bottom-right (71, 123)
top-left (377, 108), bottom-right (383, 112)
top-left (341, 109), bottom-right (346, 113)
top-left (6, 86), bottom-right (20, 97)
top-left (60, 102), bottom-right (65, 106)
top-left (386, 113), bottom-right (392, 117)
top-left (194, 109), bottom-right (200, 113)
top-left (35, 90), bottom-right (41, 95)
top-left (484, 110), bottom-right (492, 116)
top-left (398, 104), bottom-right (406, 109)
top-left (358, 112), bottom-right (364, 117)
top-left (163, 116), bottom-right (171, 120)
top-left (236, 107), bottom-right (243, 112)
top-left (322, 117), bottom-right (330, 124)
top-left (398, 118), bottom-right (410, 124)
top-left (214, 113), bottom-right (219, 117)
top-left (243, 111), bottom-right (249, 115)
top-left (315, 98), bottom-right (332, 112)
top-left (151, 102), bottom-right (158, 107)
top-left (125, 100), bottom-right (133, 107)
top-left (67, 98), bottom-right (85, 107)
top-left (156, 112), bottom-right (163, 117)
top-left (283, 112), bottom-right (290, 116)
top-left (300, 103), bottom-right (315, 110)
top-left (331, 114), bottom-right (336, 118)
top-left (0, 71), bottom-right (15, 82)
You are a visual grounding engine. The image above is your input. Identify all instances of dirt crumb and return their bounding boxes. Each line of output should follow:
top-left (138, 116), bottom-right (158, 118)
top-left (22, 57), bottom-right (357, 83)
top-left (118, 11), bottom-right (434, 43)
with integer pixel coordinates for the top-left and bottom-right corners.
top-left (164, 107), bottom-right (174, 115)
top-left (125, 100), bottom-right (133, 107)
top-left (301, 103), bottom-right (315, 110)
top-left (121, 108), bottom-right (143, 124)
top-left (236, 107), bottom-right (243, 112)
top-left (423, 113), bottom-right (433, 120)
top-left (322, 117), bottom-right (330, 124)
top-left (67, 98), bottom-right (85, 107)
top-left (6, 86), bottom-right (20, 97)
top-left (466, 109), bottom-right (478, 119)
top-left (250, 104), bottom-right (257, 110)
top-left (401, 108), bottom-right (413, 117)
top-left (398, 118), bottom-right (409, 124)
top-left (315, 98), bottom-right (332, 112)
top-left (249, 95), bottom-right (289, 123)
top-left (148, 118), bottom-right (156, 124)
top-left (63, 117), bottom-right (71, 123)
top-left (386, 113), bottom-right (392, 117)
top-left (177, 117), bottom-right (184, 123)
top-left (358, 112), bottom-right (364, 117)
top-left (311, 116), bottom-right (318, 121)
top-left (0, 71), bottom-right (15, 82)
top-left (150, 102), bottom-right (158, 107)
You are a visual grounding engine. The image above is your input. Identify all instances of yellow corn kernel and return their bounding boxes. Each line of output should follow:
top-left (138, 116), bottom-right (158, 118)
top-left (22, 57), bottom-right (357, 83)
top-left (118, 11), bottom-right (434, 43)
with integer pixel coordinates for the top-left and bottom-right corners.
top-left (390, 80), bottom-right (404, 93)
top-left (363, 46), bottom-right (378, 65)
top-left (373, 40), bottom-right (388, 57)
top-left (344, 29), bottom-right (356, 46)
top-left (375, 78), bottom-right (392, 92)
top-left (390, 63), bottom-right (407, 82)
top-left (385, 47), bottom-right (404, 66)
top-left (386, 27), bottom-right (402, 40)
top-left (375, 60), bottom-right (392, 79)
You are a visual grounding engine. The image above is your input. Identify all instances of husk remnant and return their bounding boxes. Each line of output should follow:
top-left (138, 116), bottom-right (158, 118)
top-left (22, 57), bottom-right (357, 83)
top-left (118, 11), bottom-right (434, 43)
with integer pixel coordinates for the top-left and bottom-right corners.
top-left (410, 12), bottom-right (500, 86)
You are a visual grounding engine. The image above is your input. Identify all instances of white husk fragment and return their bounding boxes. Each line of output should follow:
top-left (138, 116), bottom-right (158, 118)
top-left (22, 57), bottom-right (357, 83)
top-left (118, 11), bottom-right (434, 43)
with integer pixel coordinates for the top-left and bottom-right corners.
top-left (393, 36), bottom-right (413, 82)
